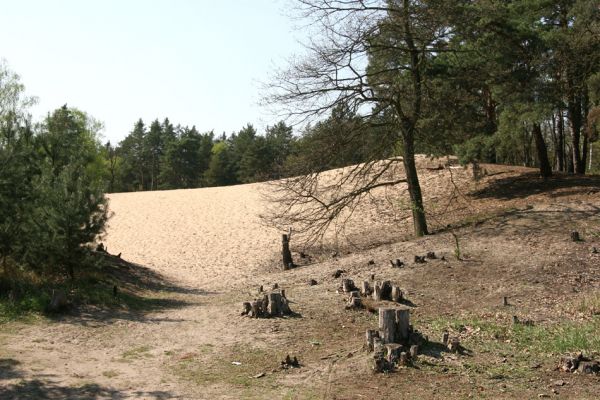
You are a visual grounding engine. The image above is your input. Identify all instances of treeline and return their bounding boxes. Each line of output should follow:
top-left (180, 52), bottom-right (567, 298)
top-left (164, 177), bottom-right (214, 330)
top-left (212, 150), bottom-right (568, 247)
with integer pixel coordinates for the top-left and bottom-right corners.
top-left (104, 102), bottom-right (398, 192)
top-left (105, 120), bottom-right (295, 192)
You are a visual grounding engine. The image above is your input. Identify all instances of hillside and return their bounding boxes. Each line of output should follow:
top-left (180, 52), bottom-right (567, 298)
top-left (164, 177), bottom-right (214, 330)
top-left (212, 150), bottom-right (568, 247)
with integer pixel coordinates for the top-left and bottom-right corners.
top-left (1, 159), bottom-right (599, 399)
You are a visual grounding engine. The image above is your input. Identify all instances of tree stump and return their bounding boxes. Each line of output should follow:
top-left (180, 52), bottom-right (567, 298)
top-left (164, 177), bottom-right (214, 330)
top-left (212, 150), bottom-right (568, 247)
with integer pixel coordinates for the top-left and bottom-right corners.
top-left (361, 281), bottom-right (371, 296)
top-left (447, 337), bottom-right (460, 353)
top-left (282, 234), bottom-right (294, 269)
top-left (373, 282), bottom-right (383, 301)
top-left (395, 308), bottom-right (410, 342)
top-left (379, 308), bottom-right (398, 344)
top-left (570, 231), bottom-right (581, 242)
top-left (342, 278), bottom-right (356, 293)
top-left (250, 300), bottom-right (261, 318)
top-left (442, 332), bottom-right (449, 346)
top-left (391, 286), bottom-right (403, 303)
top-left (409, 345), bottom-right (419, 360)
top-left (385, 343), bottom-right (403, 364)
top-left (380, 280), bottom-right (392, 299)
top-left (346, 297), bottom-right (362, 309)
top-left (268, 292), bottom-right (282, 317)
top-left (280, 296), bottom-right (292, 315)
top-left (242, 302), bottom-right (252, 315)
top-left (366, 329), bottom-right (379, 351)
top-left (399, 352), bottom-right (409, 366)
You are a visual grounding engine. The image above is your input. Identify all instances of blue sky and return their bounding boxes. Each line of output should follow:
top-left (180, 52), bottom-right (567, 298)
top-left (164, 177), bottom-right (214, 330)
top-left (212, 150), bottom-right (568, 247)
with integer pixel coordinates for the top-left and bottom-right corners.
top-left (0, 0), bottom-right (303, 143)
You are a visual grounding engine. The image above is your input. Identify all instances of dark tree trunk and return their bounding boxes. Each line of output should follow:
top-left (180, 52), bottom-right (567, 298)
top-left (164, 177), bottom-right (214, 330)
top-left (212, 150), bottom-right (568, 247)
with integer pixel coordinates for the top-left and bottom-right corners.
top-left (557, 110), bottom-right (565, 172)
top-left (533, 123), bottom-right (552, 178)
top-left (282, 234), bottom-right (293, 269)
top-left (402, 132), bottom-right (428, 237)
top-left (568, 89), bottom-right (584, 174)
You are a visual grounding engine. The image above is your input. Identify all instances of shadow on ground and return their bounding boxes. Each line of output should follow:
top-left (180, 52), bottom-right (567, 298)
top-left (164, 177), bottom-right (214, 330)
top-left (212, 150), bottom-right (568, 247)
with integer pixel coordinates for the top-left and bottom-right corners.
top-left (1, 380), bottom-right (178, 399)
top-left (42, 253), bottom-right (218, 327)
top-left (471, 172), bottom-right (600, 201)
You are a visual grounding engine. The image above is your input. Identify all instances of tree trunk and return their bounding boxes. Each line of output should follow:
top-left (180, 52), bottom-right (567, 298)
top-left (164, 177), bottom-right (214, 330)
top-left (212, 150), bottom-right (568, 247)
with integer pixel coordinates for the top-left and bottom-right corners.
top-left (557, 110), bottom-right (565, 172)
top-left (282, 234), bottom-right (293, 269)
top-left (568, 89), bottom-right (584, 174)
top-left (532, 123), bottom-right (552, 178)
top-left (401, 133), bottom-right (428, 236)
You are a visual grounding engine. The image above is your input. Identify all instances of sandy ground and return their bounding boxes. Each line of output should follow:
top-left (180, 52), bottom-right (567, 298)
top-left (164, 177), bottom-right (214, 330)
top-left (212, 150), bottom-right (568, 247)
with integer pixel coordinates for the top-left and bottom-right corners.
top-left (1, 159), bottom-right (600, 399)
top-left (104, 183), bottom-right (281, 290)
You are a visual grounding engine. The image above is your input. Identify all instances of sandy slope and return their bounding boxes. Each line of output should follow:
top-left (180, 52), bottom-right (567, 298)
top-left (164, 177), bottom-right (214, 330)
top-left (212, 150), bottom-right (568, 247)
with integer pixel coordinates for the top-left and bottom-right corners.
top-left (104, 183), bottom-right (281, 290)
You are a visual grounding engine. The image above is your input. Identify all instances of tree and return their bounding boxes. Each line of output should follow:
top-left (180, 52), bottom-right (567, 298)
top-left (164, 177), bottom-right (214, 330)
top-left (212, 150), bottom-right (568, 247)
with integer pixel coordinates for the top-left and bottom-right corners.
top-left (160, 126), bottom-right (213, 189)
top-left (0, 63), bottom-right (38, 274)
top-left (119, 119), bottom-right (149, 190)
top-left (264, 0), bottom-right (465, 239)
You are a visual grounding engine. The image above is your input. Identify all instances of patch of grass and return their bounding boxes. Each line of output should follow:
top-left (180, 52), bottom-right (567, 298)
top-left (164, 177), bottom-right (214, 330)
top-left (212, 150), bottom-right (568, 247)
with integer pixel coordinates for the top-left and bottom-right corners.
top-left (577, 293), bottom-right (600, 316)
top-left (102, 370), bottom-right (119, 378)
top-left (121, 345), bottom-right (152, 360)
top-left (512, 317), bottom-right (600, 354)
top-left (424, 315), bottom-right (600, 356)
top-left (173, 343), bottom-right (285, 395)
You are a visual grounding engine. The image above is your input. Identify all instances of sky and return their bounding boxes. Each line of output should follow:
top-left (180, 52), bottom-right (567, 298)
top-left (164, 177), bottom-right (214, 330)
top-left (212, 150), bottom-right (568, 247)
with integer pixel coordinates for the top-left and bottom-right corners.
top-left (0, 0), bottom-right (304, 143)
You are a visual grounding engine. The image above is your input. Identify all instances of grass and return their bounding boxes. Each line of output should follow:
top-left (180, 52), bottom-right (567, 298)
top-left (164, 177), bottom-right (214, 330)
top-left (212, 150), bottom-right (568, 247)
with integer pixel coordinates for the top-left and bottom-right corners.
top-left (102, 370), bottom-right (119, 378)
top-left (121, 345), bottom-right (152, 360)
top-left (424, 314), bottom-right (600, 356)
top-left (172, 343), bottom-right (297, 398)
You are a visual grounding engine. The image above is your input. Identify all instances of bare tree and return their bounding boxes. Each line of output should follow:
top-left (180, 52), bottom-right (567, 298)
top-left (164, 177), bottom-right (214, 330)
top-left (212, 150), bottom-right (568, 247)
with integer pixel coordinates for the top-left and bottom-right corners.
top-left (263, 0), bottom-right (460, 240)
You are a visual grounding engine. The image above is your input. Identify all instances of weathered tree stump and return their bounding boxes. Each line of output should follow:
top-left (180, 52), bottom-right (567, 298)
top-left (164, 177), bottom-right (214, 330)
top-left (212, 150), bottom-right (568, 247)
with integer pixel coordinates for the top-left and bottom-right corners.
top-left (250, 300), bottom-right (262, 318)
top-left (366, 329), bottom-right (379, 351)
top-left (395, 308), bottom-right (410, 342)
top-left (332, 269), bottom-right (345, 278)
top-left (346, 297), bottom-right (362, 309)
top-left (342, 278), bottom-right (356, 293)
top-left (570, 231), bottom-right (581, 242)
top-left (447, 337), bottom-right (460, 353)
top-left (409, 345), bottom-right (419, 360)
top-left (380, 280), bottom-right (392, 299)
top-left (371, 353), bottom-right (391, 373)
top-left (503, 296), bottom-right (508, 306)
top-left (361, 281), bottom-right (371, 296)
top-left (373, 282), bottom-right (383, 301)
top-left (414, 255), bottom-right (426, 264)
top-left (241, 302), bottom-right (252, 316)
top-left (399, 352), bottom-right (409, 366)
top-left (282, 233), bottom-right (294, 269)
top-left (268, 292), bottom-right (282, 317)
top-left (442, 332), bottom-right (449, 346)
top-left (379, 308), bottom-right (398, 344)
top-left (391, 286), bottom-right (403, 303)
top-left (385, 343), bottom-right (403, 364)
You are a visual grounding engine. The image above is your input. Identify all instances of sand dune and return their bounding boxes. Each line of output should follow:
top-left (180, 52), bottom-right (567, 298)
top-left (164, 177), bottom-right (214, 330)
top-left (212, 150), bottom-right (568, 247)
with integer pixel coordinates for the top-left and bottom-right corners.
top-left (105, 183), bottom-right (281, 289)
